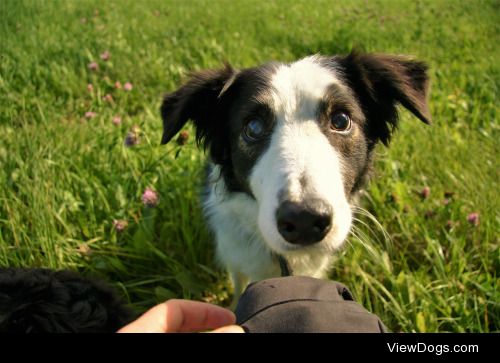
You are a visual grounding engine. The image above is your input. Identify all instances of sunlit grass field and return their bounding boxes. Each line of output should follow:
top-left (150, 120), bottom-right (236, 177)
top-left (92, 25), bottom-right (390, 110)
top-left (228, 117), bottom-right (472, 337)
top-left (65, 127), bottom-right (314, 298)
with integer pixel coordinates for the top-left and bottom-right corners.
top-left (1, 0), bottom-right (498, 332)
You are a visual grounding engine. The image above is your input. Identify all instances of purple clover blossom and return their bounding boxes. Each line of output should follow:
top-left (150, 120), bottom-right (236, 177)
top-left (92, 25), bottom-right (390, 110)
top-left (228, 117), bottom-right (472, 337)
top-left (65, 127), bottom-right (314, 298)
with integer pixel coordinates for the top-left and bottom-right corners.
top-left (112, 115), bottom-right (122, 126)
top-left (113, 219), bottom-right (128, 233)
top-left (142, 187), bottom-right (159, 208)
top-left (123, 82), bottom-right (133, 91)
top-left (88, 62), bottom-right (99, 71)
top-left (100, 50), bottom-right (110, 61)
top-left (103, 94), bottom-right (114, 103)
top-left (85, 111), bottom-right (97, 119)
top-left (467, 212), bottom-right (480, 226)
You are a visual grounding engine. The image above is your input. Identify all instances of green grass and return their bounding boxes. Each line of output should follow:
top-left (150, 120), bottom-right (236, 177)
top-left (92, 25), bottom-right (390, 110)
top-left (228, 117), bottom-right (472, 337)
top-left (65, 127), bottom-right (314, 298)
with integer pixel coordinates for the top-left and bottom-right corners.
top-left (0, 0), bottom-right (498, 332)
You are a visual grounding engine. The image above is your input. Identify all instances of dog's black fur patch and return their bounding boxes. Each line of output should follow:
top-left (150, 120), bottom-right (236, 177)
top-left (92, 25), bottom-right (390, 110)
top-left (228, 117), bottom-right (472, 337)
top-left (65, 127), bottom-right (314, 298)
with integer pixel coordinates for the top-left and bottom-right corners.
top-left (0, 268), bottom-right (134, 333)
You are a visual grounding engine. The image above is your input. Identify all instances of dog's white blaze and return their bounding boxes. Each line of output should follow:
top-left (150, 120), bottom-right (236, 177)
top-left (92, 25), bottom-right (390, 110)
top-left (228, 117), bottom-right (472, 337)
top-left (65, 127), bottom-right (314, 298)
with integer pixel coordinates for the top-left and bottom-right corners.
top-left (269, 55), bottom-right (336, 116)
top-left (249, 57), bottom-right (352, 275)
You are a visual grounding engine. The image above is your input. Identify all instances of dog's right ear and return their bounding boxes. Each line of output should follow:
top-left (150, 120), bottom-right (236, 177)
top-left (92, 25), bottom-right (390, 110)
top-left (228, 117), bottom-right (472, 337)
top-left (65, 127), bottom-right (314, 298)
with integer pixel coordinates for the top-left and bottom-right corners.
top-left (337, 51), bottom-right (431, 145)
top-left (160, 65), bottom-right (238, 163)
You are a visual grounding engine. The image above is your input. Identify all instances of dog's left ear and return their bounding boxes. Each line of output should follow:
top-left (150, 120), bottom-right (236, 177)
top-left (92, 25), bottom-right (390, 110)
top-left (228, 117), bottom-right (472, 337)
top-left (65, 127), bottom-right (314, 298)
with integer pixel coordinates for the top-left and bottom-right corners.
top-left (337, 52), bottom-right (431, 145)
top-left (160, 64), bottom-right (238, 164)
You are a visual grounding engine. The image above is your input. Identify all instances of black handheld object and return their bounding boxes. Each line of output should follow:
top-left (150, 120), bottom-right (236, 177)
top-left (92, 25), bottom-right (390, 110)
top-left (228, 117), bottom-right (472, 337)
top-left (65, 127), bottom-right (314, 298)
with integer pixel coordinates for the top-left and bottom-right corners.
top-left (235, 276), bottom-right (388, 333)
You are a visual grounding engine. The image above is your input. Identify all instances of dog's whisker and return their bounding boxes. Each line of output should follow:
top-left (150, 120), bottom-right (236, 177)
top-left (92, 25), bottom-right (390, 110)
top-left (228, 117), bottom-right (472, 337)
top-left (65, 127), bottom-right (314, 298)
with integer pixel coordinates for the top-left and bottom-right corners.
top-left (351, 217), bottom-right (379, 243)
top-left (349, 223), bottom-right (388, 258)
top-left (351, 206), bottom-right (392, 250)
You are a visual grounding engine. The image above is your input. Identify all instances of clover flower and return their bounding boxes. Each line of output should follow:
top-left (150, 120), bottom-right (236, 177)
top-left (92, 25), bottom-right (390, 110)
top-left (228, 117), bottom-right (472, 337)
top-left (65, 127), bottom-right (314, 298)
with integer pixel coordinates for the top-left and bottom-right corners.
top-left (103, 94), bottom-right (114, 103)
top-left (113, 219), bottom-right (128, 233)
top-left (85, 111), bottom-right (97, 119)
top-left (112, 115), bottom-right (122, 126)
top-left (466, 212), bottom-right (479, 226)
top-left (88, 62), bottom-right (99, 71)
top-left (142, 187), bottom-right (159, 207)
top-left (100, 50), bottom-right (110, 61)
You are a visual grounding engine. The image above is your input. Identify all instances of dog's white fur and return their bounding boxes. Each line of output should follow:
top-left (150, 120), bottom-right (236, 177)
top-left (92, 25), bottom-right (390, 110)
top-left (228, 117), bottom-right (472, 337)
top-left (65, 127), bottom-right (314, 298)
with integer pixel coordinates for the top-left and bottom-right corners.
top-left (204, 57), bottom-right (352, 296)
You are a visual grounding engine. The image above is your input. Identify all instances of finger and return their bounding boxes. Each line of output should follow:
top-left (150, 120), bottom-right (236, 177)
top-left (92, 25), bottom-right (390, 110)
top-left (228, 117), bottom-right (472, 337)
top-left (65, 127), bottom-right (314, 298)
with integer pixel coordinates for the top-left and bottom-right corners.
top-left (211, 325), bottom-right (245, 333)
top-left (117, 299), bottom-right (236, 333)
top-left (166, 299), bottom-right (236, 333)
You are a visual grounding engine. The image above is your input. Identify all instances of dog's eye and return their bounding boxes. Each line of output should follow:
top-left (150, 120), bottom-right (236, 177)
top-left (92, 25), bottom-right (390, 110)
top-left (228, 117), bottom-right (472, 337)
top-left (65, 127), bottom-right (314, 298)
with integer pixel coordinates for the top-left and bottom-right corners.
top-left (243, 119), bottom-right (265, 142)
top-left (330, 112), bottom-right (352, 133)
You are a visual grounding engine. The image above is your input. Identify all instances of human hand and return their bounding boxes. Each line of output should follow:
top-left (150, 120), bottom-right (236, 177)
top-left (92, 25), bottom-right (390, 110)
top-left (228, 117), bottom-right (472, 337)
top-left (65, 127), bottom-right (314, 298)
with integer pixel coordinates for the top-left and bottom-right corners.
top-left (117, 299), bottom-right (244, 333)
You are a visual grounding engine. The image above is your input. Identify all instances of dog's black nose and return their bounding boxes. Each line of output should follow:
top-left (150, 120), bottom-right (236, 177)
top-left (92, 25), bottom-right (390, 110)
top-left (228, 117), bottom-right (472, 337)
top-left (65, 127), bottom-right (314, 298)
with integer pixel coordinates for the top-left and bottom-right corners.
top-left (276, 200), bottom-right (333, 245)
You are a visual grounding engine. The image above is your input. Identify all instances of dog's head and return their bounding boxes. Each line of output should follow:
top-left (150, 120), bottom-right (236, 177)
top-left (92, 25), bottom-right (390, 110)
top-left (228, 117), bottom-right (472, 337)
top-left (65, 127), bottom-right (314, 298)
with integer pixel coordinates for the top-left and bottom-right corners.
top-left (160, 52), bottom-right (431, 255)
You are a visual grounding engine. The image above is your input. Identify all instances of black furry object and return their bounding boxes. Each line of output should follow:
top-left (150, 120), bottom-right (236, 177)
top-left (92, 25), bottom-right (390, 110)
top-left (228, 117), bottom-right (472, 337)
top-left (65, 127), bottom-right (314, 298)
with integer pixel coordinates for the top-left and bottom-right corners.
top-left (0, 268), bottom-right (134, 333)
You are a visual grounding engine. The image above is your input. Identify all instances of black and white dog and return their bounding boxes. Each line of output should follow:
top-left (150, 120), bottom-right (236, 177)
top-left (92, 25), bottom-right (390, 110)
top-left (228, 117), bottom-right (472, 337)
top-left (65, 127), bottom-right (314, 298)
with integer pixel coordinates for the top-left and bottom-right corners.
top-left (160, 52), bottom-right (431, 298)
